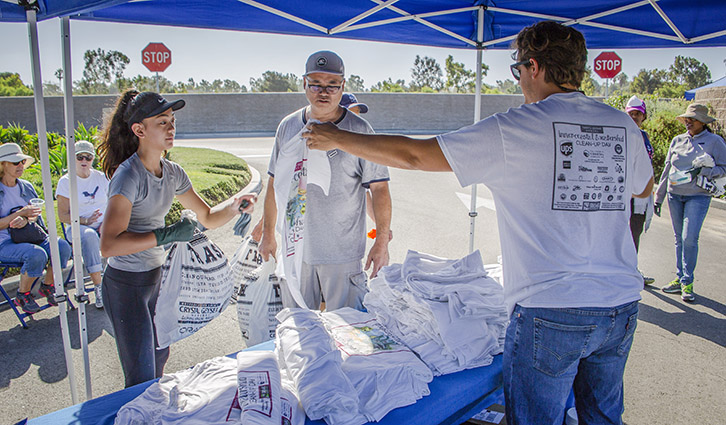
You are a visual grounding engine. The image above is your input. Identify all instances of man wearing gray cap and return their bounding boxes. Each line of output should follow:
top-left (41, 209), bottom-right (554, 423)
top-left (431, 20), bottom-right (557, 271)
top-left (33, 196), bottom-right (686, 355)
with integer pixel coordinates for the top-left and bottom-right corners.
top-left (258, 50), bottom-right (392, 311)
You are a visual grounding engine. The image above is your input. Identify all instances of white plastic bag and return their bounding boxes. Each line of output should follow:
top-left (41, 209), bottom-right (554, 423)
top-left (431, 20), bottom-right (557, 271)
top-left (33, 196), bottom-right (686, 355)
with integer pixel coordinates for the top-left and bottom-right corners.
top-left (230, 236), bottom-right (264, 303)
top-left (155, 231), bottom-right (235, 349)
top-left (233, 242), bottom-right (283, 346)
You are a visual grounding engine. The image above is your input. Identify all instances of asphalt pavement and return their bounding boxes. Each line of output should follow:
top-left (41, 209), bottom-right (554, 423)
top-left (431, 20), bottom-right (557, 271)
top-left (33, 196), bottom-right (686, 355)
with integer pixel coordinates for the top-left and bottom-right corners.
top-left (1, 137), bottom-right (725, 424)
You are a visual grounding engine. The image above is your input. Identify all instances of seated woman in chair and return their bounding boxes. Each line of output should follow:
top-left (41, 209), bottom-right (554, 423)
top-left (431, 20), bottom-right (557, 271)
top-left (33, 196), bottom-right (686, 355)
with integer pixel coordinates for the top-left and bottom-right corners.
top-left (0, 143), bottom-right (71, 314)
top-left (56, 140), bottom-right (109, 308)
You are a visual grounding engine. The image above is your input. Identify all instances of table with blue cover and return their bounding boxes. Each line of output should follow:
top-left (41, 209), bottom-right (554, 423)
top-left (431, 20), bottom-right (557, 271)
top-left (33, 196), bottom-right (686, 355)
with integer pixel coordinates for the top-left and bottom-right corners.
top-left (27, 340), bottom-right (503, 425)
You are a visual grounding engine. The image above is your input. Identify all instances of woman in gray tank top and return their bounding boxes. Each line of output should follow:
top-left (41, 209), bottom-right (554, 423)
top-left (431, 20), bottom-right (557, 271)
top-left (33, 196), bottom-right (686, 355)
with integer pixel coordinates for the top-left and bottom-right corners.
top-left (97, 90), bottom-right (256, 388)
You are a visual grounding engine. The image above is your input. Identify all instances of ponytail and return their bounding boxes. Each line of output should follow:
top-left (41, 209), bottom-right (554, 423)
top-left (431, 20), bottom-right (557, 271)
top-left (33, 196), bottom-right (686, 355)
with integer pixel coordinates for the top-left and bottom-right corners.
top-left (98, 89), bottom-right (140, 179)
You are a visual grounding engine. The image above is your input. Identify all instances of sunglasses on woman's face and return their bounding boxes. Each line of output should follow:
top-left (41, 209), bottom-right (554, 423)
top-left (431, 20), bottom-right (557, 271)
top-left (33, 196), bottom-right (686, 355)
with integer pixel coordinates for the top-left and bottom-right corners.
top-left (11, 159), bottom-right (27, 166)
top-left (76, 154), bottom-right (94, 162)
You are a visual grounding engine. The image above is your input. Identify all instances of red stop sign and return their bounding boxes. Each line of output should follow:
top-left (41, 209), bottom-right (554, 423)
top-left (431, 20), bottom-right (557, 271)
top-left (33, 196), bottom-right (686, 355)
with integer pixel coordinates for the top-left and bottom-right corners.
top-left (593, 52), bottom-right (622, 79)
top-left (141, 42), bottom-right (172, 72)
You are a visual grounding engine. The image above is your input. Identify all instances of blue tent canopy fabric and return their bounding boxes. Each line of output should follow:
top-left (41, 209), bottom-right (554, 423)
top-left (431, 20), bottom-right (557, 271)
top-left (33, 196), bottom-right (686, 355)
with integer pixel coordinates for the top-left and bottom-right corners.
top-left (684, 76), bottom-right (726, 100)
top-left (2, 0), bottom-right (726, 50)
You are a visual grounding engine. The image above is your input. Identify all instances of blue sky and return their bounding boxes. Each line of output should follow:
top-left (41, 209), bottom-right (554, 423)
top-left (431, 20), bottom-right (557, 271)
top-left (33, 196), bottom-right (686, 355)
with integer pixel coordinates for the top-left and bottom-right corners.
top-left (2, 20), bottom-right (726, 90)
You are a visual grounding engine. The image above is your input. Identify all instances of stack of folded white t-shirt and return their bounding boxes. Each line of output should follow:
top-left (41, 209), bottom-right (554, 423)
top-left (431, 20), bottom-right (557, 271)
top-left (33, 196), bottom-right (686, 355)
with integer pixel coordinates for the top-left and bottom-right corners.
top-left (364, 250), bottom-right (508, 376)
top-left (233, 350), bottom-right (305, 425)
top-left (320, 307), bottom-right (434, 422)
top-left (275, 308), bottom-right (367, 425)
top-left (115, 352), bottom-right (305, 425)
top-left (275, 307), bottom-right (434, 424)
top-left (114, 356), bottom-right (240, 425)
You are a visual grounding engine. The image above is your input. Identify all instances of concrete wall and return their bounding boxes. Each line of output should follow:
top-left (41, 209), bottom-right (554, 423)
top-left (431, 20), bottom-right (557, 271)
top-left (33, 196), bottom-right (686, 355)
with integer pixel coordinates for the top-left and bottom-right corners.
top-left (0, 92), bottom-right (525, 136)
top-left (695, 86), bottom-right (726, 128)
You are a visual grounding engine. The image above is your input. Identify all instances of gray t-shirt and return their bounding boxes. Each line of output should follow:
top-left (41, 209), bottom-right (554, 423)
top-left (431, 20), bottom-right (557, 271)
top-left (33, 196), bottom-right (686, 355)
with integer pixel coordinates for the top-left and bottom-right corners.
top-left (268, 108), bottom-right (390, 264)
top-left (107, 153), bottom-right (192, 272)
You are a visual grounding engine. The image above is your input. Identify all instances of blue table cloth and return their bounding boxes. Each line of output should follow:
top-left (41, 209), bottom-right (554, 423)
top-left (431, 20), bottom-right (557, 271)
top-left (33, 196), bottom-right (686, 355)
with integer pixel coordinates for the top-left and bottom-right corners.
top-left (28, 341), bottom-right (503, 425)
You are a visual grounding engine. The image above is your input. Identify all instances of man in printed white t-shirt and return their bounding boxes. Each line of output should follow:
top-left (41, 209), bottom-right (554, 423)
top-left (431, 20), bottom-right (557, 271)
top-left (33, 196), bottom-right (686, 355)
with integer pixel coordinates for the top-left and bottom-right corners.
top-left (258, 50), bottom-right (391, 312)
top-left (304, 22), bottom-right (653, 425)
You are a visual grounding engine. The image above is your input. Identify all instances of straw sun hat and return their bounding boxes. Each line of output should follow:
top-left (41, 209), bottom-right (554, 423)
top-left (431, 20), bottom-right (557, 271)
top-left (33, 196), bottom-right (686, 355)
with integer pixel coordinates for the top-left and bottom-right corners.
top-left (677, 103), bottom-right (716, 124)
top-left (0, 143), bottom-right (35, 167)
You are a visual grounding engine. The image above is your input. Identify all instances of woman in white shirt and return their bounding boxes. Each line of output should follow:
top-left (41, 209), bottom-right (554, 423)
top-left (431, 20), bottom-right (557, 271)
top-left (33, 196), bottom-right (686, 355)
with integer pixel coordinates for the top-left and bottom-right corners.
top-left (56, 140), bottom-right (109, 308)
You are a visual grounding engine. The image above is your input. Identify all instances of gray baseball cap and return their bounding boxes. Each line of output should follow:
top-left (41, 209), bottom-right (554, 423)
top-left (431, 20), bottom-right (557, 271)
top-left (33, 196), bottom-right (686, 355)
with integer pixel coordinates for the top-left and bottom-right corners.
top-left (304, 51), bottom-right (345, 76)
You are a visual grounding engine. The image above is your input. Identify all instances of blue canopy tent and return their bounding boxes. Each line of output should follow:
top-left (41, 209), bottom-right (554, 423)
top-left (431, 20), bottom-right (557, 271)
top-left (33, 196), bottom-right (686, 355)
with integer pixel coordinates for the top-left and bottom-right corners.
top-left (685, 75), bottom-right (726, 100)
top-left (2, 0), bottom-right (726, 407)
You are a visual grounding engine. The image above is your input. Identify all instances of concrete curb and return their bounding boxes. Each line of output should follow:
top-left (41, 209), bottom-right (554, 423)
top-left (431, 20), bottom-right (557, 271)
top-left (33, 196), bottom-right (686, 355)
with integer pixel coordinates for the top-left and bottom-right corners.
top-left (711, 197), bottom-right (726, 211)
top-left (0, 164), bottom-right (263, 304)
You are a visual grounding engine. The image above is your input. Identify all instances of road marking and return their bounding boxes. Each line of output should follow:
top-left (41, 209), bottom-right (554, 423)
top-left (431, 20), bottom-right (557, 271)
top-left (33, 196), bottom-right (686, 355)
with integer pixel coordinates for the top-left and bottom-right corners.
top-left (456, 192), bottom-right (496, 212)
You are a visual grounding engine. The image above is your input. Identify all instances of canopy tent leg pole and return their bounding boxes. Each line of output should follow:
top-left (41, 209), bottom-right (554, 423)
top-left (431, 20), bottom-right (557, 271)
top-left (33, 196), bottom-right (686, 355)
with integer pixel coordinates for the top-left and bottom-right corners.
top-left (25, 5), bottom-right (79, 405)
top-left (61, 15), bottom-right (93, 400)
top-left (468, 6), bottom-right (485, 254)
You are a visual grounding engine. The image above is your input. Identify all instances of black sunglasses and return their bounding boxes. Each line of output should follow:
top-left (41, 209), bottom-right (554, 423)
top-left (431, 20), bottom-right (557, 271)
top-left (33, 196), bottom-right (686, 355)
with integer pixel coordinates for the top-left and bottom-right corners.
top-left (11, 159), bottom-right (27, 166)
top-left (510, 59), bottom-right (532, 81)
top-left (76, 154), bottom-right (94, 161)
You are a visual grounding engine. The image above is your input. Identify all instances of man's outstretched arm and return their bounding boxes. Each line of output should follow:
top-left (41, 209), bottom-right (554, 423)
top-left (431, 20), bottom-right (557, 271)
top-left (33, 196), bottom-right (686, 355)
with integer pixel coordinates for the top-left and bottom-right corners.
top-left (304, 122), bottom-right (451, 172)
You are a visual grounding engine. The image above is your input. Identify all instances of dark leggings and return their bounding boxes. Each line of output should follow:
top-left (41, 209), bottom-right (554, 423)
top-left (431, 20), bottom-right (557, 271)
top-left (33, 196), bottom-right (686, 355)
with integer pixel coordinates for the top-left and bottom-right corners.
top-left (629, 198), bottom-right (646, 253)
top-left (102, 265), bottom-right (169, 388)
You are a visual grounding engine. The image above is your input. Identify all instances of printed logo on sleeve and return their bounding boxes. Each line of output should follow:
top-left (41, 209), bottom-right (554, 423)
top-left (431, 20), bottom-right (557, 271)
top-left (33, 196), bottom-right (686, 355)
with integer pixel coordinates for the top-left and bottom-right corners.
top-left (552, 122), bottom-right (627, 212)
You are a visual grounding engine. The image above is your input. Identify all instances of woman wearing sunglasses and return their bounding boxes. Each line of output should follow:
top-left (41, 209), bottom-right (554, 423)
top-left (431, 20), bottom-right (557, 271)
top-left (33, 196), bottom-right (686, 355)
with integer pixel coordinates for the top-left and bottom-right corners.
top-left (0, 143), bottom-right (71, 314)
top-left (56, 140), bottom-right (109, 308)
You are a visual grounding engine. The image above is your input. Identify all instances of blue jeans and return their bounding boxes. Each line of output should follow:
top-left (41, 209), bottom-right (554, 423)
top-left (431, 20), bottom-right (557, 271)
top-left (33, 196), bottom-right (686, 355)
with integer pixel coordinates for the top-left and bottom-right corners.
top-left (503, 301), bottom-right (639, 425)
top-left (64, 225), bottom-right (103, 274)
top-left (0, 238), bottom-right (71, 277)
top-left (667, 193), bottom-right (711, 285)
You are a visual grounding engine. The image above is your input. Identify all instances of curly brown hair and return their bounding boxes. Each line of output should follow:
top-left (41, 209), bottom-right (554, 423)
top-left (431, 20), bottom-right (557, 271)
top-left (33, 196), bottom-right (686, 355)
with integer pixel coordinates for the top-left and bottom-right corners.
top-left (514, 21), bottom-right (587, 90)
top-left (98, 89), bottom-right (140, 179)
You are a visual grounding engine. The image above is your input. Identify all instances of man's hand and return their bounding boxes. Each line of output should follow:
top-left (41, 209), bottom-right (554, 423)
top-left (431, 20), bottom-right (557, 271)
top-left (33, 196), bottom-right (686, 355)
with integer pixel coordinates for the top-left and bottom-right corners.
top-left (259, 233), bottom-right (277, 262)
top-left (365, 240), bottom-right (389, 278)
top-left (654, 203), bottom-right (661, 217)
top-left (303, 122), bottom-right (343, 152)
top-left (250, 219), bottom-right (264, 242)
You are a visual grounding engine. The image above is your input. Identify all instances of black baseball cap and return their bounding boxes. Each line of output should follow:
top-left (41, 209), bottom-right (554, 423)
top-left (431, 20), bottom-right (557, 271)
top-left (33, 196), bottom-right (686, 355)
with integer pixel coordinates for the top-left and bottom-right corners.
top-left (124, 92), bottom-right (185, 129)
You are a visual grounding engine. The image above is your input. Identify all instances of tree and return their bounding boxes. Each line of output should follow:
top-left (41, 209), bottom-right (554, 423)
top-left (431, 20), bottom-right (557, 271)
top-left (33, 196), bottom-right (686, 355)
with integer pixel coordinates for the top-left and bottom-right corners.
top-left (77, 48), bottom-right (130, 94)
top-left (630, 69), bottom-right (665, 95)
top-left (346, 75), bottom-right (365, 92)
top-left (580, 66), bottom-right (605, 96)
top-left (495, 79), bottom-right (521, 94)
top-left (0, 72), bottom-right (33, 96)
top-left (370, 78), bottom-right (407, 92)
top-left (410, 55), bottom-right (443, 91)
top-left (444, 55), bottom-right (488, 93)
top-left (54, 68), bottom-right (63, 92)
top-left (249, 71), bottom-right (300, 92)
top-left (668, 55), bottom-right (711, 89)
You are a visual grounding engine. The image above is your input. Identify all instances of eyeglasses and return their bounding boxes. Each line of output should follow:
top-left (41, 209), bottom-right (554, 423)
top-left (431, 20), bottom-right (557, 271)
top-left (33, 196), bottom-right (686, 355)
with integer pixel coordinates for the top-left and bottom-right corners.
top-left (305, 79), bottom-right (343, 95)
top-left (76, 154), bottom-right (94, 162)
top-left (510, 59), bottom-right (532, 81)
top-left (11, 159), bottom-right (27, 166)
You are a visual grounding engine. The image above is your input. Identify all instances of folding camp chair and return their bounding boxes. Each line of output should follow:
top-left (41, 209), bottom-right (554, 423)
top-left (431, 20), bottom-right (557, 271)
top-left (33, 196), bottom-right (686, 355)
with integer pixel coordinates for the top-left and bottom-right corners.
top-left (0, 261), bottom-right (60, 329)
